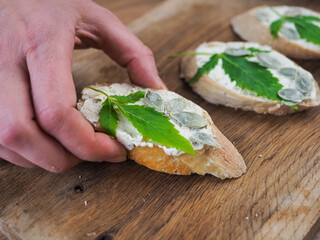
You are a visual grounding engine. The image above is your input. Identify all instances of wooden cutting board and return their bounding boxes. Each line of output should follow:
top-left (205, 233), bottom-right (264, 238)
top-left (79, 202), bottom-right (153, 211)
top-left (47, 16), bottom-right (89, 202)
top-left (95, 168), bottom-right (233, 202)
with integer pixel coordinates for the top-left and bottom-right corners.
top-left (1, 0), bottom-right (320, 239)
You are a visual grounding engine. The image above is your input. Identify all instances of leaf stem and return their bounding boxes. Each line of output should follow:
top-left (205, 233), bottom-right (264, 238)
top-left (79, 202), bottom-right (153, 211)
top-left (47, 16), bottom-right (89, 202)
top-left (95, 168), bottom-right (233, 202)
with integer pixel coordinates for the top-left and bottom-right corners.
top-left (270, 7), bottom-right (282, 18)
top-left (169, 52), bottom-right (214, 58)
top-left (84, 86), bottom-right (110, 98)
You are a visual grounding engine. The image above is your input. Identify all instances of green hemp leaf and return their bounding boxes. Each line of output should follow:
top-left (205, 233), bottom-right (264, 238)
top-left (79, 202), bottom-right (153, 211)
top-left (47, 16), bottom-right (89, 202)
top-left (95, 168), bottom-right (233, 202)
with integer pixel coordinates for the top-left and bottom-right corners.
top-left (110, 91), bottom-right (145, 103)
top-left (99, 97), bottom-right (118, 138)
top-left (188, 54), bottom-right (220, 83)
top-left (185, 50), bottom-right (283, 101)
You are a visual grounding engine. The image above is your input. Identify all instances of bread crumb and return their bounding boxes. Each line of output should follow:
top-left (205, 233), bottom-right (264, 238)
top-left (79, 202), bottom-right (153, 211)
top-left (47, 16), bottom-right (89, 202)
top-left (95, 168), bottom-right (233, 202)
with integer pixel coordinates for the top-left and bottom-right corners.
top-left (245, 216), bottom-right (249, 220)
top-left (255, 213), bottom-right (259, 217)
top-left (86, 232), bottom-right (96, 237)
top-left (259, 154), bottom-right (263, 158)
top-left (84, 201), bottom-right (88, 206)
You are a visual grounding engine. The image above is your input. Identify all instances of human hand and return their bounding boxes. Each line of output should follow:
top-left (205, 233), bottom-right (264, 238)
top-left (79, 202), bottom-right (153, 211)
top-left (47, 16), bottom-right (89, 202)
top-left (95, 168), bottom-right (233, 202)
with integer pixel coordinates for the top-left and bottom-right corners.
top-left (0, 0), bottom-right (167, 172)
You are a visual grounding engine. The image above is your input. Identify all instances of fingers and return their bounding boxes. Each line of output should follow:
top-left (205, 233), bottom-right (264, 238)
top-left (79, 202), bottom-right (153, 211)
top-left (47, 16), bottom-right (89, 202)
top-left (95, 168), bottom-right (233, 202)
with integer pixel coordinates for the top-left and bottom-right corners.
top-left (26, 31), bottom-right (127, 163)
top-left (0, 63), bottom-right (81, 172)
top-left (77, 2), bottom-right (167, 89)
top-left (0, 146), bottom-right (35, 168)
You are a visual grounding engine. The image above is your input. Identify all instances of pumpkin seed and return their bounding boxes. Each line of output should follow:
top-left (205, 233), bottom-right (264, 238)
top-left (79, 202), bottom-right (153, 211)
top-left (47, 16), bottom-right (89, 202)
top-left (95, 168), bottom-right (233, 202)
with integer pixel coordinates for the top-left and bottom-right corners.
top-left (281, 100), bottom-right (297, 106)
top-left (296, 73), bottom-right (313, 94)
top-left (255, 52), bottom-right (280, 69)
top-left (192, 132), bottom-right (220, 147)
top-left (278, 88), bottom-right (304, 102)
top-left (165, 98), bottom-right (186, 114)
top-left (278, 67), bottom-right (297, 79)
top-left (225, 48), bottom-right (250, 56)
top-left (144, 91), bottom-right (165, 112)
top-left (255, 10), bottom-right (268, 21)
top-left (171, 112), bottom-right (207, 129)
top-left (280, 26), bottom-right (300, 40)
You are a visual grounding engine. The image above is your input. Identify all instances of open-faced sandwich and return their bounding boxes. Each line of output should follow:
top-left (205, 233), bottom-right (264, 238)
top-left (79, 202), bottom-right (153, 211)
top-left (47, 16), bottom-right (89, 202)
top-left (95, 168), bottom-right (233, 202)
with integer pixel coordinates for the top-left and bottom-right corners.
top-left (77, 83), bottom-right (246, 179)
top-left (231, 6), bottom-right (320, 59)
top-left (180, 41), bottom-right (320, 115)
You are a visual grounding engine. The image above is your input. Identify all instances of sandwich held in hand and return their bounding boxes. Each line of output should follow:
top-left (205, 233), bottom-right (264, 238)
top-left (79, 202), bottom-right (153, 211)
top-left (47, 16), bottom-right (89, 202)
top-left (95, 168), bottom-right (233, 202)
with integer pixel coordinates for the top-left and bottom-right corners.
top-left (179, 41), bottom-right (320, 115)
top-left (77, 83), bottom-right (246, 179)
top-left (231, 6), bottom-right (320, 59)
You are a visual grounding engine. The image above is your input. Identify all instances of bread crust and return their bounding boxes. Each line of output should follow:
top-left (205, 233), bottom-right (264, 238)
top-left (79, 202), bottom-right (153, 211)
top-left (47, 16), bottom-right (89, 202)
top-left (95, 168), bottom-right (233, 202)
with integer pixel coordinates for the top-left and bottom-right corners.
top-left (129, 114), bottom-right (246, 179)
top-left (231, 6), bottom-right (320, 59)
top-left (180, 43), bottom-right (320, 115)
top-left (77, 84), bottom-right (246, 179)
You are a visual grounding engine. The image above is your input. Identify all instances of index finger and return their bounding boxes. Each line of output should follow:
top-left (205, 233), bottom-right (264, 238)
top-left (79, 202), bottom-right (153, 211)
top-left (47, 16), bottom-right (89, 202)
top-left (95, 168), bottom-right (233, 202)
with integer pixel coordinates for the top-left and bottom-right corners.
top-left (77, 2), bottom-right (167, 90)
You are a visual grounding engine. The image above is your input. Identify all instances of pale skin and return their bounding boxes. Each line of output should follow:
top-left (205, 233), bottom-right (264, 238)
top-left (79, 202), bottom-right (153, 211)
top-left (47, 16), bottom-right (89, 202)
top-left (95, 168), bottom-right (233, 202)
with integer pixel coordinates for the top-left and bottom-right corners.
top-left (0, 0), bottom-right (167, 172)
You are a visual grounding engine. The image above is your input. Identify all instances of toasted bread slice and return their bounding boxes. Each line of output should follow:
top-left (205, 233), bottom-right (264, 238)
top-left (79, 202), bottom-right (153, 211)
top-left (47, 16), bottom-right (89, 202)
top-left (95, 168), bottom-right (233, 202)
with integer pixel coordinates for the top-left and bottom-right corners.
top-left (180, 41), bottom-right (320, 115)
top-left (77, 83), bottom-right (246, 179)
top-left (231, 6), bottom-right (320, 59)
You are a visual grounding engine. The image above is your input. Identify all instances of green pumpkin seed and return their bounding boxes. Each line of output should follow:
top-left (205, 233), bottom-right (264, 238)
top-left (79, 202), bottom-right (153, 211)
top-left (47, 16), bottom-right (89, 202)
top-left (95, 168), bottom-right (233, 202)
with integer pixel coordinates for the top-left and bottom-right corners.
top-left (281, 100), bottom-right (297, 106)
top-left (278, 88), bottom-right (304, 102)
top-left (192, 132), bottom-right (220, 147)
top-left (225, 48), bottom-right (250, 56)
top-left (165, 98), bottom-right (186, 114)
top-left (144, 91), bottom-right (165, 112)
top-left (171, 112), bottom-right (207, 129)
top-left (296, 73), bottom-right (313, 94)
top-left (255, 10), bottom-right (268, 21)
top-left (280, 26), bottom-right (300, 40)
top-left (278, 67), bottom-right (297, 79)
top-left (256, 52), bottom-right (280, 69)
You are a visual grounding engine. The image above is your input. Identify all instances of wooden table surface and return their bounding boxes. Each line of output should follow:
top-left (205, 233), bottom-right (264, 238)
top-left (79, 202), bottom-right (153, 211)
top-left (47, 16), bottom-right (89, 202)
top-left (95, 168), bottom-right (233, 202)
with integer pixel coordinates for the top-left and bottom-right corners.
top-left (1, 0), bottom-right (320, 239)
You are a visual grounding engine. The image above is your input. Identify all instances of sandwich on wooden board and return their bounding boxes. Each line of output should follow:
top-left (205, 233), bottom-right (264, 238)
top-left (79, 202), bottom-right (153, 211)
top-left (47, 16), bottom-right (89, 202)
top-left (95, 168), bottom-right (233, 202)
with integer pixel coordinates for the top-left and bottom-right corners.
top-left (77, 83), bottom-right (246, 179)
top-left (179, 41), bottom-right (320, 115)
top-left (231, 6), bottom-right (320, 59)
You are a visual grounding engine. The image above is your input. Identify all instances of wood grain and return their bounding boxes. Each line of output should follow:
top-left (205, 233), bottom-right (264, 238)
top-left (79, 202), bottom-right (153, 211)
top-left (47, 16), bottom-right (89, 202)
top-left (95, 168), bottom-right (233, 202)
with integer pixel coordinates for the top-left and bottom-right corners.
top-left (1, 0), bottom-right (320, 239)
